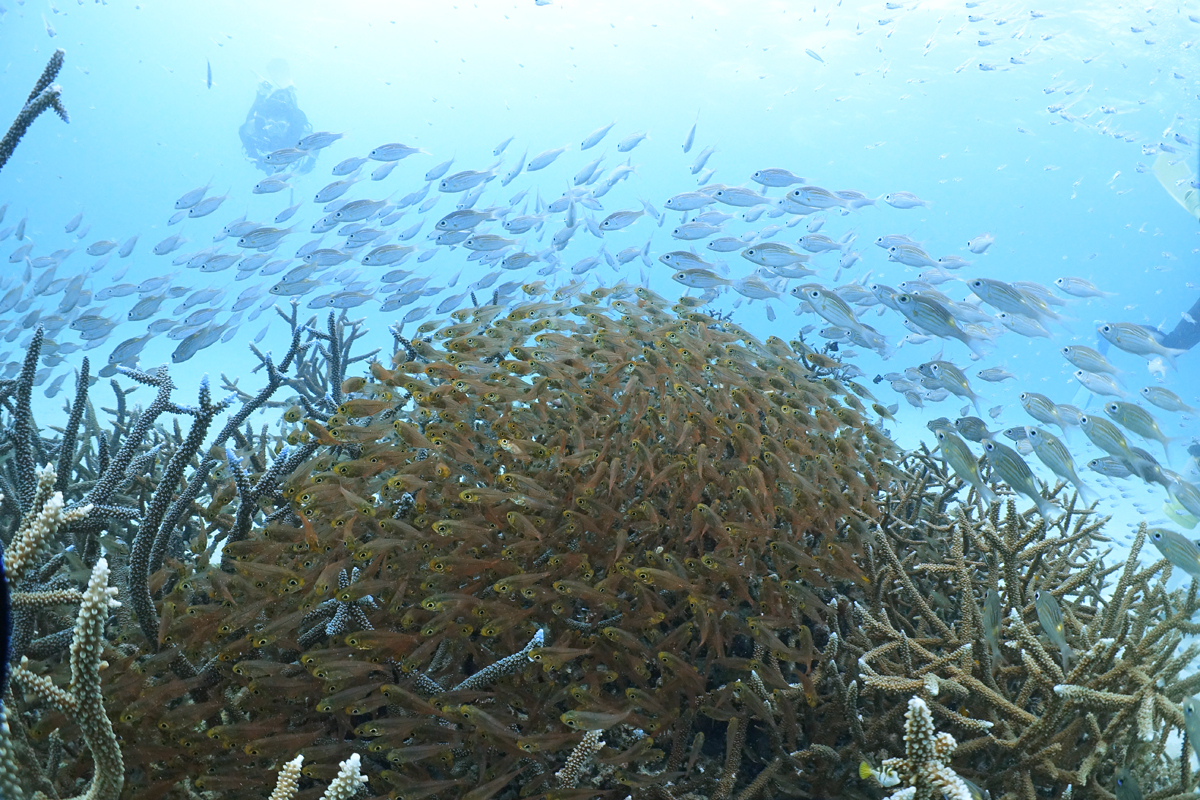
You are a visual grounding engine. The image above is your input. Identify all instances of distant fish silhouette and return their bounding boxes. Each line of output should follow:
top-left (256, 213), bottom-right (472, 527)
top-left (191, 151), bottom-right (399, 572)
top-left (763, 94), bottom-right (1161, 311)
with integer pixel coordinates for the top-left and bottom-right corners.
top-left (206, 58), bottom-right (212, 89)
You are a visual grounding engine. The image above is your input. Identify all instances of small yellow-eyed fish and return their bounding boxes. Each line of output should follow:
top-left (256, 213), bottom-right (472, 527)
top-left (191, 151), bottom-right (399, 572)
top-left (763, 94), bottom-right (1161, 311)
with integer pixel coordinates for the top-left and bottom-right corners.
top-left (1024, 427), bottom-right (1098, 506)
top-left (1054, 276), bottom-right (1113, 298)
top-left (934, 429), bottom-right (998, 505)
top-left (983, 439), bottom-right (1061, 520)
top-left (1182, 696), bottom-right (1200, 762)
top-left (1141, 386), bottom-right (1198, 416)
top-left (976, 366), bottom-right (1015, 382)
top-left (1099, 322), bottom-right (1187, 369)
top-left (954, 416), bottom-right (994, 443)
top-left (1034, 589), bottom-right (1073, 669)
top-left (1103, 401), bottom-right (1172, 459)
top-left (982, 588), bottom-right (1002, 665)
top-left (1073, 370), bottom-right (1126, 398)
top-left (1113, 768), bottom-right (1142, 800)
top-left (1148, 528), bottom-right (1200, 578)
top-left (1061, 345), bottom-right (1121, 376)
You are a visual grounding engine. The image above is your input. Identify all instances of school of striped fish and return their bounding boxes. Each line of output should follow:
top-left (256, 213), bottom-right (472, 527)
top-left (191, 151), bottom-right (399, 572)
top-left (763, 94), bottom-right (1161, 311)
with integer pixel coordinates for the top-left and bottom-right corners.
top-left (2, 1), bottom-right (1198, 567)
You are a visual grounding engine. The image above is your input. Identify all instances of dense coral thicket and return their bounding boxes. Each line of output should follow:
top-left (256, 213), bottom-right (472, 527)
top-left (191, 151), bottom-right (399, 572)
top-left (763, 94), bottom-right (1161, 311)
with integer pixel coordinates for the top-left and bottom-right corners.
top-left (123, 288), bottom-right (897, 798)
top-left (9, 286), bottom-right (1196, 800)
top-left (849, 450), bottom-right (1200, 799)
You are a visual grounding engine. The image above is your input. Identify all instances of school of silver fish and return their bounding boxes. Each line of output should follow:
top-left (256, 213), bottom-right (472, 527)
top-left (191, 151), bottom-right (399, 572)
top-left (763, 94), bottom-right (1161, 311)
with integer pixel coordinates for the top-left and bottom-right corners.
top-left (1, 3), bottom-right (1197, 595)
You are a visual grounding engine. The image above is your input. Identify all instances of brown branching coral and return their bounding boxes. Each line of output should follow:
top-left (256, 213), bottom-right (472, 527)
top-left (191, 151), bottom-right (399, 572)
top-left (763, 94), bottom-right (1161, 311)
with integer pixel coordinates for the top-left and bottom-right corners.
top-left (843, 448), bottom-right (1200, 799)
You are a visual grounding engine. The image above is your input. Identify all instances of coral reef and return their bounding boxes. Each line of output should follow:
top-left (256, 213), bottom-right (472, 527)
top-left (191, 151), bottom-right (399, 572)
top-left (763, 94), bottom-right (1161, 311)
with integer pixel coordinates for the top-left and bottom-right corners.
top-left (0, 308), bottom-right (367, 796)
top-left (2, 287), bottom-right (1199, 800)
top-left (0, 49), bottom-right (68, 173)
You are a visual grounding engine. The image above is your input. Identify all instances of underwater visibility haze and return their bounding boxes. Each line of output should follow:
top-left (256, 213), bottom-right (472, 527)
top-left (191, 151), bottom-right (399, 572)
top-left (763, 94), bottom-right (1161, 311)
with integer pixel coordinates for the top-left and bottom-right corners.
top-left (0, 1), bottom-right (1199, 798)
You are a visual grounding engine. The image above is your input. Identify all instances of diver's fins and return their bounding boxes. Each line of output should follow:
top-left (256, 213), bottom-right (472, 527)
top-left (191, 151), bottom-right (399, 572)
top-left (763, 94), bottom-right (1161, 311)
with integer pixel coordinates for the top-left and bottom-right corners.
top-left (1153, 151), bottom-right (1199, 221)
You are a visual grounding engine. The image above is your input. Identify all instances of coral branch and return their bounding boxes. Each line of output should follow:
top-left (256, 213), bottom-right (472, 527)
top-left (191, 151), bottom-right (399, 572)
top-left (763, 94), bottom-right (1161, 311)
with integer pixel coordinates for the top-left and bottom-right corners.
top-left (0, 50), bottom-right (67, 173)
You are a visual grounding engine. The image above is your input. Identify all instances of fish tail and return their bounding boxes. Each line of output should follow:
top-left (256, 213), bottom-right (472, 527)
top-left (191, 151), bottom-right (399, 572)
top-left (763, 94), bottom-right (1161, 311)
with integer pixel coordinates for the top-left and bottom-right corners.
top-left (1074, 480), bottom-right (1099, 508)
top-left (1161, 346), bottom-right (1186, 370)
top-left (1035, 494), bottom-right (1062, 521)
top-left (979, 483), bottom-right (999, 506)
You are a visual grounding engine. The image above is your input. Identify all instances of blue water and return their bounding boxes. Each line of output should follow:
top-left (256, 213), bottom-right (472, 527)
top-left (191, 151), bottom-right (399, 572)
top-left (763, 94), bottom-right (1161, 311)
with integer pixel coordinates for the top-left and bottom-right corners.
top-left (1, 3), bottom-right (1197, 562)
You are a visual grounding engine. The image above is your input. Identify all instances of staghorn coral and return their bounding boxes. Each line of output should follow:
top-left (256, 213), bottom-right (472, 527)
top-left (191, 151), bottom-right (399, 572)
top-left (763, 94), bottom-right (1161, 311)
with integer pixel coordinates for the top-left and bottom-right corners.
top-left (0, 49), bottom-right (68, 173)
top-left (0, 309), bottom-right (371, 797)
top-left (840, 446), bottom-right (1200, 799)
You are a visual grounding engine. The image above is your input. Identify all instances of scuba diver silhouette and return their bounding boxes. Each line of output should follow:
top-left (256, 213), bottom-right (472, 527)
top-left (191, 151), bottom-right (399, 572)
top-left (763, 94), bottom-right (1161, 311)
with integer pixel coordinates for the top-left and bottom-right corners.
top-left (238, 58), bottom-right (316, 175)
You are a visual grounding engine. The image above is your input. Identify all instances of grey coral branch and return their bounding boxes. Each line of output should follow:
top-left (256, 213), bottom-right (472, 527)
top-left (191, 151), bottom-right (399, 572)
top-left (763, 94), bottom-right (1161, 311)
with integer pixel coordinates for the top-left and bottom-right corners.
top-left (0, 49), bottom-right (67, 174)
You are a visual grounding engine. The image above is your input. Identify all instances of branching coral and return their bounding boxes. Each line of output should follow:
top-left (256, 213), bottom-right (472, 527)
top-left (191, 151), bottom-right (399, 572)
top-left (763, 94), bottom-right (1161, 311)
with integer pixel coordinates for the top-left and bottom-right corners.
top-left (1, 470), bottom-right (121, 800)
top-left (841, 446), bottom-right (1200, 798)
top-left (0, 309), bottom-right (369, 797)
top-left (3, 287), bottom-right (1196, 800)
top-left (882, 696), bottom-right (973, 800)
top-left (0, 49), bottom-right (68, 173)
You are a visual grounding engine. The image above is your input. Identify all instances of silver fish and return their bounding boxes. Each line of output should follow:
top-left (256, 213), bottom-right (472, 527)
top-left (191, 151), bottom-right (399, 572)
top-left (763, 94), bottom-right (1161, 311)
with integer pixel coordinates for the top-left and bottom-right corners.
top-left (1140, 386), bottom-right (1198, 416)
top-left (976, 367), bottom-right (1015, 382)
top-left (983, 439), bottom-right (1061, 520)
top-left (1103, 401), bottom-right (1172, 459)
top-left (1034, 590), bottom-right (1072, 668)
top-left (1025, 427), bottom-right (1098, 505)
top-left (1054, 276), bottom-right (1112, 297)
top-left (369, 142), bottom-right (425, 161)
top-left (1099, 322), bottom-right (1186, 369)
top-left (527, 145), bottom-right (569, 171)
top-left (580, 121), bottom-right (616, 150)
top-left (1148, 527), bottom-right (1200, 577)
top-left (1073, 370), bottom-right (1126, 398)
top-left (751, 168), bottom-right (806, 187)
top-left (934, 429), bottom-right (998, 504)
top-left (1061, 345), bottom-right (1120, 376)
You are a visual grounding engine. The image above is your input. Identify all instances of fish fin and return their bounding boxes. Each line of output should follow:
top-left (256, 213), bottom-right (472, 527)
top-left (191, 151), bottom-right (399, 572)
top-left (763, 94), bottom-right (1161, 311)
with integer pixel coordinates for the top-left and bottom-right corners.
top-left (1075, 481), bottom-right (1099, 507)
